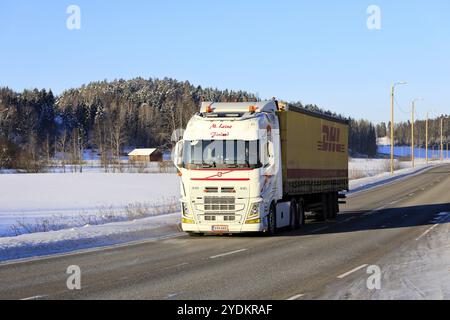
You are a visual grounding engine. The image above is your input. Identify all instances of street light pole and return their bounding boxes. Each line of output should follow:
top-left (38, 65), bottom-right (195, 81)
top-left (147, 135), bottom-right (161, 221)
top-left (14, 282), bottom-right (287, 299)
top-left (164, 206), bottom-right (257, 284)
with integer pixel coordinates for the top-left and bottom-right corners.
top-left (411, 101), bottom-right (415, 168)
top-left (441, 117), bottom-right (444, 162)
top-left (426, 112), bottom-right (429, 165)
top-left (410, 98), bottom-right (423, 168)
top-left (390, 82), bottom-right (407, 174)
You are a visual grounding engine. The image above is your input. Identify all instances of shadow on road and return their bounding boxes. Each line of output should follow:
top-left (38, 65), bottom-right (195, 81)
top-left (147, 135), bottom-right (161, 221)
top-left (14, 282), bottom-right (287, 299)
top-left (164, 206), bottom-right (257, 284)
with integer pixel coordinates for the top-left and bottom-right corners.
top-left (196, 202), bottom-right (450, 239)
top-left (278, 202), bottom-right (450, 238)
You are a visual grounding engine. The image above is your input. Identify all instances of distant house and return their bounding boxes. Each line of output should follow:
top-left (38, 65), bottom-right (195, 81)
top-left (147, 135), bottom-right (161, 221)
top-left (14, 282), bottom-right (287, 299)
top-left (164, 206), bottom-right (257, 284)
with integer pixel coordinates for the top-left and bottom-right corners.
top-left (128, 148), bottom-right (163, 162)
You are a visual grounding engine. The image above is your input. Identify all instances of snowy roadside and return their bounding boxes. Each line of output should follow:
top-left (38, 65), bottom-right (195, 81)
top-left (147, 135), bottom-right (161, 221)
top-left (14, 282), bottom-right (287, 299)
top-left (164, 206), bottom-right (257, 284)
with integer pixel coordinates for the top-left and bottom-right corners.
top-left (320, 212), bottom-right (450, 299)
top-left (0, 213), bottom-right (181, 262)
top-left (348, 160), bottom-right (450, 195)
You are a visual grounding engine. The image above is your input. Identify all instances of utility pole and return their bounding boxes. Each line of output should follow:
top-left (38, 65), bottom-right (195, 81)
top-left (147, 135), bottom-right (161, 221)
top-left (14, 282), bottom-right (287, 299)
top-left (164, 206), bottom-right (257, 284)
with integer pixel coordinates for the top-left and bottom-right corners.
top-left (441, 117), bottom-right (444, 162)
top-left (411, 101), bottom-right (415, 167)
top-left (410, 98), bottom-right (423, 168)
top-left (390, 86), bottom-right (395, 174)
top-left (390, 81), bottom-right (407, 174)
top-left (426, 112), bottom-right (429, 165)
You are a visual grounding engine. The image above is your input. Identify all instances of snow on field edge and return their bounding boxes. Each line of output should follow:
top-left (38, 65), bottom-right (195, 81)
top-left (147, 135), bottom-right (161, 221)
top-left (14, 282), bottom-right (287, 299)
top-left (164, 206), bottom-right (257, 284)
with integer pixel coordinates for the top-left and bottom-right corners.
top-left (0, 213), bottom-right (181, 262)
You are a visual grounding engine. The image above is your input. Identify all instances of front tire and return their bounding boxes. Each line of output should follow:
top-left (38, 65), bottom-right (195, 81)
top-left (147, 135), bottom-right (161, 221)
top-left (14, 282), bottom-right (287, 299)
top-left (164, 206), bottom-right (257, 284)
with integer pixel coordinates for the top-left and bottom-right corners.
top-left (297, 199), bottom-right (306, 227)
top-left (289, 199), bottom-right (298, 230)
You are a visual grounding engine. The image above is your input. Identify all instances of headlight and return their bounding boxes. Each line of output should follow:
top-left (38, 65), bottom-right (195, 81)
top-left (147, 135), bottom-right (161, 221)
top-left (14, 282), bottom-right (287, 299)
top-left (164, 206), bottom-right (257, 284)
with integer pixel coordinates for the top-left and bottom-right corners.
top-left (248, 203), bottom-right (260, 218)
top-left (182, 202), bottom-right (192, 217)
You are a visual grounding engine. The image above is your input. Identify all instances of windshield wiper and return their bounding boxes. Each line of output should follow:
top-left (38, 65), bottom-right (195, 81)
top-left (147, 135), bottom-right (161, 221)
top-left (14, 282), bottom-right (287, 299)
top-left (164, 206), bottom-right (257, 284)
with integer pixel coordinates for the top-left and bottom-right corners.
top-left (201, 163), bottom-right (213, 168)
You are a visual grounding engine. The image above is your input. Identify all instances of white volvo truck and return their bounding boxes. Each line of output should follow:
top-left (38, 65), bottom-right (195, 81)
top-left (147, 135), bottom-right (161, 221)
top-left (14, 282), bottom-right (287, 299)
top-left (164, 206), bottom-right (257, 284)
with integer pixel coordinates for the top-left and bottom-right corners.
top-left (173, 100), bottom-right (349, 236)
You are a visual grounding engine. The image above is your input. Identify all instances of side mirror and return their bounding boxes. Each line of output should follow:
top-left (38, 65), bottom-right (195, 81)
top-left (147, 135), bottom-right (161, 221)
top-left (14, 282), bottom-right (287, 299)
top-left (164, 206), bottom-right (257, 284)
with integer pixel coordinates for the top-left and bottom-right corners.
top-left (264, 141), bottom-right (275, 175)
top-left (267, 141), bottom-right (274, 160)
top-left (173, 140), bottom-right (183, 169)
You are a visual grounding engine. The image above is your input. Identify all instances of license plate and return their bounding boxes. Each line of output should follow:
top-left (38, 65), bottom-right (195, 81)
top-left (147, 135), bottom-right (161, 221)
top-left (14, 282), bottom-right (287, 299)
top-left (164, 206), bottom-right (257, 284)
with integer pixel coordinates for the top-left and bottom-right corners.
top-left (212, 225), bottom-right (229, 232)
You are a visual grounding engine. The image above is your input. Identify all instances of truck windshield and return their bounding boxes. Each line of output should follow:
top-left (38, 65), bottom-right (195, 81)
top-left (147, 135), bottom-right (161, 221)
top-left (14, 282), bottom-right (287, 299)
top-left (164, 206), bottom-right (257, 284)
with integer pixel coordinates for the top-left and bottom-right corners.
top-left (182, 140), bottom-right (262, 169)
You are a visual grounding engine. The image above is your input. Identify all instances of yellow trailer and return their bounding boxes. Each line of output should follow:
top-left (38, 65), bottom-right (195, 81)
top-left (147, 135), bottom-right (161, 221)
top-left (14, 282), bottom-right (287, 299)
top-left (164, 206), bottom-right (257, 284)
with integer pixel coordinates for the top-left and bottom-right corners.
top-left (276, 106), bottom-right (349, 222)
top-left (277, 107), bottom-right (349, 196)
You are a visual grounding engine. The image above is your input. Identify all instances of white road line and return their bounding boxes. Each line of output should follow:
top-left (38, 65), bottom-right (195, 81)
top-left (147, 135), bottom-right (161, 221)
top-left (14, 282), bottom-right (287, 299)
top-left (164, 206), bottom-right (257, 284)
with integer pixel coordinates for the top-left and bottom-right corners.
top-left (415, 213), bottom-right (449, 241)
top-left (163, 262), bottom-right (189, 270)
top-left (21, 295), bottom-right (47, 300)
top-left (287, 293), bottom-right (305, 300)
top-left (337, 264), bottom-right (368, 279)
top-left (362, 205), bottom-right (387, 217)
top-left (210, 249), bottom-right (248, 259)
top-left (1, 232), bottom-right (186, 266)
top-left (311, 226), bottom-right (329, 233)
top-left (415, 224), bottom-right (439, 241)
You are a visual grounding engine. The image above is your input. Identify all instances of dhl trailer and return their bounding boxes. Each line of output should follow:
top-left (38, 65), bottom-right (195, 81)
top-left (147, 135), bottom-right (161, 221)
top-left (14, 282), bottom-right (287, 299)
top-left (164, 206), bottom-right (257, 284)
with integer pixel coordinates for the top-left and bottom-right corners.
top-left (173, 100), bottom-right (349, 235)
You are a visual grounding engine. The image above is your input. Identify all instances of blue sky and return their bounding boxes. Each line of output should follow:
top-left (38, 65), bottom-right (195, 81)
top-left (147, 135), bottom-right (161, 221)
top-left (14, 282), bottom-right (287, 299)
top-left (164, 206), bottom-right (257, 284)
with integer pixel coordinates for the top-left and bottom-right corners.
top-left (0, 0), bottom-right (449, 122)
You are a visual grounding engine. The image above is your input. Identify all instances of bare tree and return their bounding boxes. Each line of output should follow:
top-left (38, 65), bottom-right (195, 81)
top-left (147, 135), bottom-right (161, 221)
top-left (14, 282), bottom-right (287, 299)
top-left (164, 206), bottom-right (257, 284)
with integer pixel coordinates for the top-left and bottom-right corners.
top-left (57, 129), bottom-right (68, 172)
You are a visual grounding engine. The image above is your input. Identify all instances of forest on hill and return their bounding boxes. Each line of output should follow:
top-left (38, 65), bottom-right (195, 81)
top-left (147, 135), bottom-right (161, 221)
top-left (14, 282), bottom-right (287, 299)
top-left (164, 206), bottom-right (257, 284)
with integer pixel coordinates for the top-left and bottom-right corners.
top-left (1, 77), bottom-right (380, 170)
top-left (376, 119), bottom-right (449, 147)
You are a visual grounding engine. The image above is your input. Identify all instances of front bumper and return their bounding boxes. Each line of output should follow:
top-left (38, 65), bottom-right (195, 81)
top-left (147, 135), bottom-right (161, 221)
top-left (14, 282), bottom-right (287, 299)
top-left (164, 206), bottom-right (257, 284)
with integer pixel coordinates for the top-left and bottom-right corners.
top-left (182, 221), bottom-right (266, 234)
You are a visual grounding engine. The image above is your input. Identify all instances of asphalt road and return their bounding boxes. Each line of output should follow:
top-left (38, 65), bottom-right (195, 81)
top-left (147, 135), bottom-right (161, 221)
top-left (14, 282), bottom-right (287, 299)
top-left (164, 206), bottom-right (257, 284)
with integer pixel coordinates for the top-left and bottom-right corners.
top-left (1, 165), bottom-right (449, 300)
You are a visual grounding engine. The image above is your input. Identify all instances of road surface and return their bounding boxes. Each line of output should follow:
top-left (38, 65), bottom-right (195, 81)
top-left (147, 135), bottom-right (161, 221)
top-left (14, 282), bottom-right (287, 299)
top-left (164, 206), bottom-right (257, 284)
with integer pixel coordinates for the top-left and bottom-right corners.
top-left (1, 165), bottom-right (449, 300)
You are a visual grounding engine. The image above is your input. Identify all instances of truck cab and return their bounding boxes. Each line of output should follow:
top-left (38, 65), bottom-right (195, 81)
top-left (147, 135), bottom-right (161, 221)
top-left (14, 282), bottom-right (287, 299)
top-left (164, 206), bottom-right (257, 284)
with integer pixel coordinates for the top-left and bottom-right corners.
top-left (173, 101), bottom-right (285, 235)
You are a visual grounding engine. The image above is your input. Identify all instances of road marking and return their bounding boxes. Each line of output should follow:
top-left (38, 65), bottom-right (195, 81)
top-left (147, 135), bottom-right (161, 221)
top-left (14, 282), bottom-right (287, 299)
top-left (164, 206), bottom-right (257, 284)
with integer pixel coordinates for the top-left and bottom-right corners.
top-left (287, 293), bottom-right (305, 300)
top-left (1, 232), bottom-right (186, 266)
top-left (210, 248), bottom-right (248, 259)
top-left (337, 264), bottom-right (368, 279)
top-left (415, 213), bottom-right (449, 241)
top-left (165, 292), bottom-right (182, 299)
top-left (311, 226), bottom-right (329, 233)
top-left (402, 277), bottom-right (425, 298)
top-left (21, 295), bottom-right (48, 300)
top-left (163, 262), bottom-right (189, 270)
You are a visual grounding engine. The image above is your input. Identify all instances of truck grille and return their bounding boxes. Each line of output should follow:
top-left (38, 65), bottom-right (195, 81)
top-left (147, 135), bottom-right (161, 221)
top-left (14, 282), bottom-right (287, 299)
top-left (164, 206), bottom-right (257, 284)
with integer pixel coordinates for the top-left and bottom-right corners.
top-left (204, 196), bottom-right (235, 212)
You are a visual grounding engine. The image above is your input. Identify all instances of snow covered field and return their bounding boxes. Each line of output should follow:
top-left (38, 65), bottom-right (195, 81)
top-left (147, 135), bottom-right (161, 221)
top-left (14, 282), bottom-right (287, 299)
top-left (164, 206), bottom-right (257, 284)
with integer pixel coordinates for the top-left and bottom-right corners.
top-left (0, 173), bottom-right (180, 237)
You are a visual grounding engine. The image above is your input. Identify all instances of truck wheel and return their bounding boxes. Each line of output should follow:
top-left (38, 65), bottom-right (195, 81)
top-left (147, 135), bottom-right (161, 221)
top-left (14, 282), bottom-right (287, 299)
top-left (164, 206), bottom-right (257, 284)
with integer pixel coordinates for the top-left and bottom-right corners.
top-left (330, 192), bottom-right (338, 219)
top-left (267, 204), bottom-right (277, 236)
top-left (326, 193), bottom-right (336, 220)
top-left (289, 199), bottom-right (298, 230)
top-left (318, 193), bottom-right (329, 221)
top-left (297, 199), bottom-right (306, 227)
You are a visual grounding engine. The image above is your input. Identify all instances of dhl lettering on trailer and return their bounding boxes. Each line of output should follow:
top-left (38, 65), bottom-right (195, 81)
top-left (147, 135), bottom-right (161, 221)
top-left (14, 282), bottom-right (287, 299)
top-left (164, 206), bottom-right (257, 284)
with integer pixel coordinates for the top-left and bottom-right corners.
top-left (317, 125), bottom-right (346, 153)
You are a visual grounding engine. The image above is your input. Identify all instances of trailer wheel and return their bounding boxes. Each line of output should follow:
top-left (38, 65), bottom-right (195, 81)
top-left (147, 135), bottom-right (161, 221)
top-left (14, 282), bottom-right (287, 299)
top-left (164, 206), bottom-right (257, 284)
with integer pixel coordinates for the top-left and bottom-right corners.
top-left (326, 193), bottom-right (336, 220)
top-left (267, 204), bottom-right (277, 236)
top-left (330, 192), bottom-right (338, 219)
top-left (289, 199), bottom-right (298, 230)
top-left (318, 193), bottom-right (329, 221)
top-left (297, 199), bottom-right (306, 227)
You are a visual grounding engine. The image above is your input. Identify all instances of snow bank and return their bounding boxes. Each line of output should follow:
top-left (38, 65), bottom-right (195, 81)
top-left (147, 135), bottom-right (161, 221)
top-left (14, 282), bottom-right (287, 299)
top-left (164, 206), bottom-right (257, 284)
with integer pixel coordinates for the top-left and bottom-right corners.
top-left (349, 160), bottom-right (449, 194)
top-left (0, 213), bottom-right (181, 262)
